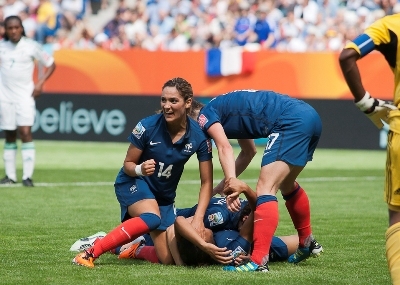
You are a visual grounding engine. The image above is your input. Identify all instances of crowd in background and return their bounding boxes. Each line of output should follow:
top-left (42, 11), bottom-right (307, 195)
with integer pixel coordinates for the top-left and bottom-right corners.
top-left (1, 0), bottom-right (399, 52)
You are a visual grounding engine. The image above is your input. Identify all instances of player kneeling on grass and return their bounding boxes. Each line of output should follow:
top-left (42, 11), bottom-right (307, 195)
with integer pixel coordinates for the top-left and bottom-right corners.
top-left (72, 77), bottom-right (214, 268)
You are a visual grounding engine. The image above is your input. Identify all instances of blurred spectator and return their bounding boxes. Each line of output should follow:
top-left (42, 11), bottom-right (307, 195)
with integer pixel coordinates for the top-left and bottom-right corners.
top-left (19, 8), bottom-right (36, 39)
top-left (3, 0), bottom-right (26, 18)
top-left (103, 7), bottom-right (128, 38)
top-left (252, 5), bottom-right (275, 49)
top-left (35, 0), bottom-right (58, 43)
top-left (124, 8), bottom-right (146, 45)
top-left (73, 26), bottom-right (96, 49)
top-left (61, 0), bottom-right (86, 28)
top-left (234, 2), bottom-right (252, 46)
top-left (294, 0), bottom-right (320, 24)
top-left (162, 27), bottom-right (189, 51)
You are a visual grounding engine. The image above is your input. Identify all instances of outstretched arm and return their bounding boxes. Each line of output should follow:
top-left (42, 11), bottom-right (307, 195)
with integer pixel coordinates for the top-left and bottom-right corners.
top-left (208, 124), bottom-right (256, 196)
top-left (191, 160), bottom-right (213, 239)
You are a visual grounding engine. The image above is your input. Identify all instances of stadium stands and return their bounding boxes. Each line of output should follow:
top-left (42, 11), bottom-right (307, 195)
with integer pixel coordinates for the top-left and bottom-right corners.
top-left (1, 0), bottom-right (399, 52)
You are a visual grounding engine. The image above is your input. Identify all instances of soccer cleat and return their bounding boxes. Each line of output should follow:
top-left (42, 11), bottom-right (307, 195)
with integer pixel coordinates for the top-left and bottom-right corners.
top-left (70, 231), bottom-right (107, 252)
top-left (288, 239), bottom-right (324, 264)
top-left (118, 236), bottom-right (146, 259)
top-left (223, 261), bottom-right (269, 272)
top-left (310, 239), bottom-right (324, 257)
top-left (72, 249), bottom-right (96, 268)
top-left (0, 176), bottom-right (16, 185)
top-left (22, 178), bottom-right (34, 187)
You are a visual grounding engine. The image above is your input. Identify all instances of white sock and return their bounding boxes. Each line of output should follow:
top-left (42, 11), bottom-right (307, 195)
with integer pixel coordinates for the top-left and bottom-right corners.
top-left (3, 142), bottom-right (17, 182)
top-left (21, 142), bottom-right (35, 180)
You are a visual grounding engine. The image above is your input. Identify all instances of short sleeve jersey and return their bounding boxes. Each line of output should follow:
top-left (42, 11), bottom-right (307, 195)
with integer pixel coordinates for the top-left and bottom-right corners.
top-left (197, 90), bottom-right (298, 139)
top-left (0, 37), bottom-right (54, 102)
top-left (176, 197), bottom-right (249, 231)
top-left (115, 114), bottom-right (212, 205)
top-left (345, 14), bottom-right (400, 106)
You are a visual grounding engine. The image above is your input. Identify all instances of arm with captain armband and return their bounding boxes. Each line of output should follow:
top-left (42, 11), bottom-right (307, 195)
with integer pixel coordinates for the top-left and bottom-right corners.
top-left (355, 92), bottom-right (398, 129)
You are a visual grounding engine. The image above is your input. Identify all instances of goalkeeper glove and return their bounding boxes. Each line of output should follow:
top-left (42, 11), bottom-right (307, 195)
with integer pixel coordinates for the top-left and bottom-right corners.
top-left (355, 92), bottom-right (398, 129)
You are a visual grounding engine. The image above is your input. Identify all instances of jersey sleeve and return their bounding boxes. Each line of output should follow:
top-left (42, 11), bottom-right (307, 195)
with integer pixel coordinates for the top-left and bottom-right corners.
top-left (345, 17), bottom-right (388, 58)
top-left (196, 137), bottom-right (212, 162)
top-left (32, 41), bottom-right (55, 67)
top-left (128, 120), bottom-right (148, 150)
top-left (197, 105), bottom-right (220, 132)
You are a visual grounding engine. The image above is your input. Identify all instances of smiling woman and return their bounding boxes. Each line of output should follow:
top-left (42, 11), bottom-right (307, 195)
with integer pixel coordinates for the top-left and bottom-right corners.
top-left (72, 77), bottom-right (217, 268)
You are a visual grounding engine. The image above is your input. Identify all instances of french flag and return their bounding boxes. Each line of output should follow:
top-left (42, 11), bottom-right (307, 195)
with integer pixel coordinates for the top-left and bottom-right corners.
top-left (206, 47), bottom-right (256, 77)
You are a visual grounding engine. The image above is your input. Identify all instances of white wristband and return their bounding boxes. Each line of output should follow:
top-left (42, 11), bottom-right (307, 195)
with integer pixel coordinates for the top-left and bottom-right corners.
top-left (135, 164), bottom-right (143, 176)
top-left (355, 92), bottom-right (374, 112)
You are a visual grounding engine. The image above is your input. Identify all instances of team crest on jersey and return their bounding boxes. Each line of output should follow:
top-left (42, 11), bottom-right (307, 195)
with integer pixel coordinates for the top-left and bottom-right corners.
top-left (198, 114), bottom-right (208, 129)
top-left (184, 143), bottom-right (193, 153)
top-left (208, 212), bottom-right (224, 226)
top-left (231, 246), bottom-right (246, 258)
top-left (129, 185), bottom-right (137, 194)
top-left (132, 122), bottom-right (146, 139)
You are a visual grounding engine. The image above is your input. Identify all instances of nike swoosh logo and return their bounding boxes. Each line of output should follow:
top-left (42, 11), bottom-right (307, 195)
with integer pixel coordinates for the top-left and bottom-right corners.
top-left (150, 141), bottom-right (161, 145)
top-left (254, 219), bottom-right (263, 223)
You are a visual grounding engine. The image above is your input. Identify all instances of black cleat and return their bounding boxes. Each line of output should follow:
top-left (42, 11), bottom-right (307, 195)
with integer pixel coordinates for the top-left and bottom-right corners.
top-left (22, 178), bottom-right (34, 187)
top-left (0, 176), bottom-right (16, 184)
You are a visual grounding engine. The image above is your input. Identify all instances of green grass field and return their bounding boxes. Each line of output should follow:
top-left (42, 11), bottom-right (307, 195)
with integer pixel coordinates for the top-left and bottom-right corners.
top-left (0, 140), bottom-right (391, 284)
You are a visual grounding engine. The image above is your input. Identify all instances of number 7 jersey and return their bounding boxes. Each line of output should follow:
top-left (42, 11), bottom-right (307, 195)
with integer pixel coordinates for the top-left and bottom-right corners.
top-left (0, 37), bottom-right (54, 102)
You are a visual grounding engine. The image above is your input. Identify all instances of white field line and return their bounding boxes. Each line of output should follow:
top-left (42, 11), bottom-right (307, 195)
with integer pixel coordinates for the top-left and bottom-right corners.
top-left (0, 176), bottom-right (382, 187)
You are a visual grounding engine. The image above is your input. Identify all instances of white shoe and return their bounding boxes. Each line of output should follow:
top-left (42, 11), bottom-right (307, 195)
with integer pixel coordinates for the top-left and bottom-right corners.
top-left (70, 231), bottom-right (107, 252)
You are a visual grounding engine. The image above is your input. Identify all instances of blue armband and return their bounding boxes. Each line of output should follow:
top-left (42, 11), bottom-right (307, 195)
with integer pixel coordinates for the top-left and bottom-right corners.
top-left (353, 34), bottom-right (375, 57)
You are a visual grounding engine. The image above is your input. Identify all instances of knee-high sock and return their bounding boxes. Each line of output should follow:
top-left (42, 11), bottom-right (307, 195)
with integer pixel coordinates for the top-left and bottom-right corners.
top-left (283, 182), bottom-right (312, 247)
top-left (3, 142), bottom-right (17, 182)
top-left (251, 195), bottom-right (278, 265)
top-left (92, 217), bottom-right (151, 258)
top-left (136, 246), bottom-right (160, 263)
top-left (386, 222), bottom-right (400, 285)
top-left (21, 142), bottom-right (35, 180)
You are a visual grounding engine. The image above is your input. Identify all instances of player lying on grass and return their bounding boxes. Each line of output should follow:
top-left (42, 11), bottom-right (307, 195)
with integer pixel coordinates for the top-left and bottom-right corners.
top-left (71, 195), bottom-right (253, 262)
top-left (72, 180), bottom-right (321, 268)
top-left (166, 179), bottom-right (304, 268)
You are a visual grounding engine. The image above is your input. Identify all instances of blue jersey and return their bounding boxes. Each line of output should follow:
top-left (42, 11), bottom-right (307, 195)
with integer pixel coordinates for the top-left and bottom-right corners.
top-left (213, 230), bottom-right (289, 262)
top-left (176, 197), bottom-right (248, 231)
top-left (115, 114), bottom-right (212, 205)
top-left (254, 19), bottom-right (272, 42)
top-left (198, 90), bottom-right (302, 139)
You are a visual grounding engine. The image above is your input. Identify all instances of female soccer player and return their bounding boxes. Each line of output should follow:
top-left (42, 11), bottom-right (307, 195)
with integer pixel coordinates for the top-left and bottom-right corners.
top-left (72, 77), bottom-right (214, 268)
top-left (0, 16), bottom-right (56, 187)
top-left (195, 89), bottom-right (323, 272)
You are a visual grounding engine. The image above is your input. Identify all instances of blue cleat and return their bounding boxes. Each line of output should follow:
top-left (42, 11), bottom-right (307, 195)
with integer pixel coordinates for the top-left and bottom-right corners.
top-left (288, 239), bottom-right (324, 264)
top-left (223, 261), bottom-right (269, 272)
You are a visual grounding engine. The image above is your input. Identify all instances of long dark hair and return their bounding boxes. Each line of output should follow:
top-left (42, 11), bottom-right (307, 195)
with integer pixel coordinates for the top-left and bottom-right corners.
top-left (177, 236), bottom-right (218, 266)
top-left (3, 15), bottom-right (26, 41)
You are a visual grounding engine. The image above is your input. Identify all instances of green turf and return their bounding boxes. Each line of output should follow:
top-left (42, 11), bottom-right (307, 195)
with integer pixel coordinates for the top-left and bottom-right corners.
top-left (0, 140), bottom-right (391, 284)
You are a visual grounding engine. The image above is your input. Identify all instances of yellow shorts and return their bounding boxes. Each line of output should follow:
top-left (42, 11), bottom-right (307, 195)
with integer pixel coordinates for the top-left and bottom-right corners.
top-left (385, 131), bottom-right (400, 207)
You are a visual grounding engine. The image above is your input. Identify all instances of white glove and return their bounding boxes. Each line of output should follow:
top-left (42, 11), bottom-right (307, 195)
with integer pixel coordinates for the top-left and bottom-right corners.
top-left (355, 92), bottom-right (398, 129)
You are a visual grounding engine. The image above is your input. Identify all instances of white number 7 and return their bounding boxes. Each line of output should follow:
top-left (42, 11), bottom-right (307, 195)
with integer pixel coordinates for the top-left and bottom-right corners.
top-left (265, 133), bottom-right (279, 150)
